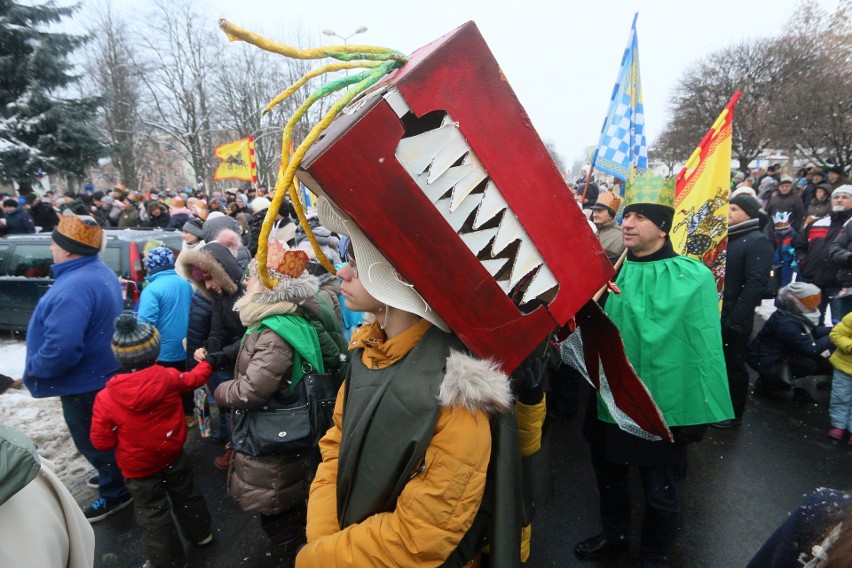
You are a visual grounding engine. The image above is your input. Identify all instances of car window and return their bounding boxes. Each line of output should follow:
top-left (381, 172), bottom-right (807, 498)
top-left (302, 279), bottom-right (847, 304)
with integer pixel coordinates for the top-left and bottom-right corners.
top-left (0, 243), bottom-right (8, 272)
top-left (100, 246), bottom-right (123, 276)
top-left (8, 243), bottom-right (53, 278)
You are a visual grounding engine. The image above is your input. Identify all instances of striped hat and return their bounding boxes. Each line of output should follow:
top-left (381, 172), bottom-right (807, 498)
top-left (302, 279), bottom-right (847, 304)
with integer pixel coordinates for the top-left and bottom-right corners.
top-left (112, 314), bottom-right (160, 370)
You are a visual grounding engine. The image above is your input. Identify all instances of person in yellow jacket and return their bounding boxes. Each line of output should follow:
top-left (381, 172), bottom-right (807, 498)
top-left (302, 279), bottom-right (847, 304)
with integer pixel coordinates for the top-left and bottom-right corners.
top-left (295, 198), bottom-right (519, 567)
top-left (827, 312), bottom-right (852, 442)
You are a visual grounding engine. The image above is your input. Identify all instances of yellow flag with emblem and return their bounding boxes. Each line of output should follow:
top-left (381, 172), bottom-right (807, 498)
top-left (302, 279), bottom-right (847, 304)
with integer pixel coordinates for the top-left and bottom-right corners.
top-left (671, 92), bottom-right (742, 299)
top-left (212, 136), bottom-right (257, 182)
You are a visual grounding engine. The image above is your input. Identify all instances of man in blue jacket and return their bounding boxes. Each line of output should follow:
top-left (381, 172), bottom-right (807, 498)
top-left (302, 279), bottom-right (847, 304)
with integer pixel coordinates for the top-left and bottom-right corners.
top-left (23, 214), bottom-right (132, 522)
top-left (137, 246), bottom-right (194, 419)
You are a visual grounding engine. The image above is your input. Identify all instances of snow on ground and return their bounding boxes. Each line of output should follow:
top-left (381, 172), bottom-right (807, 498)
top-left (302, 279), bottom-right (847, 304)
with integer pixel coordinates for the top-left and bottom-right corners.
top-left (0, 338), bottom-right (94, 493)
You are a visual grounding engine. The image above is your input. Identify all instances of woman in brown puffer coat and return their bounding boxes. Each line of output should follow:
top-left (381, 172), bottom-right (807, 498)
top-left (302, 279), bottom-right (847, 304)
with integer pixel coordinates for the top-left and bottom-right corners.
top-left (213, 251), bottom-right (332, 558)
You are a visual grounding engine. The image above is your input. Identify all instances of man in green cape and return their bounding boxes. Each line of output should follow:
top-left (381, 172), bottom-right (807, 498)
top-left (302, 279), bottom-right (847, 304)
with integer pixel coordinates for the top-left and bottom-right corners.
top-left (575, 202), bottom-right (734, 568)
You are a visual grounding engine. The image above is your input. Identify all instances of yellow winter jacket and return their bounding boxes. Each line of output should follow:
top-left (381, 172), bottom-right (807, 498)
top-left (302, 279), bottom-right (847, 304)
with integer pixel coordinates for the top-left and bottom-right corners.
top-left (829, 313), bottom-right (852, 375)
top-left (295, 325), bottom-right (514, 567)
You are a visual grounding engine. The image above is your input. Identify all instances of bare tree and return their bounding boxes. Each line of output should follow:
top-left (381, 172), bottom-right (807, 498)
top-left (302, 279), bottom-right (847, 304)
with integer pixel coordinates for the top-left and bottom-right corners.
top-left (215, 27), bottom-right (326, 189)
top-left (81, 4), bottom-right (145, 190)
top-left (133, 0), bottom-right (223, 191)
top-left (649, 121), bottom-right (694, 175)
top-left (667, 38), bottom-right (784, 173)
top-left (772, 0), bottom-right (852, 170)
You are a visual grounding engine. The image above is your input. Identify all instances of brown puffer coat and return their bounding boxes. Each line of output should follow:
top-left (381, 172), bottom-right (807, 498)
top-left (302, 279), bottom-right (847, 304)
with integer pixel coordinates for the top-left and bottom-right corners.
top-left (214, 271), bottom-right (323, 516)
top-left (215, 323), bottom-right (310, 515)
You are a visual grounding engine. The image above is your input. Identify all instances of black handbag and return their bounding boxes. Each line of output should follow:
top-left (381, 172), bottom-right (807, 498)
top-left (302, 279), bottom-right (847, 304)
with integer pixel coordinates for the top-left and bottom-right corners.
top-left (230, 363), bottom-right (339, 457)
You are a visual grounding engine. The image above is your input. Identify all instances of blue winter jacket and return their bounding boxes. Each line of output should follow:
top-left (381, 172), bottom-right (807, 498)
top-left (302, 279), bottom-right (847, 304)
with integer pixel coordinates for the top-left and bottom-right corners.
top-left (137, 268), bottom-right (193, 363)
top-left (746, 304), bottom-right (831, 371)
top-left (24, 255), bottom-right (123, 397)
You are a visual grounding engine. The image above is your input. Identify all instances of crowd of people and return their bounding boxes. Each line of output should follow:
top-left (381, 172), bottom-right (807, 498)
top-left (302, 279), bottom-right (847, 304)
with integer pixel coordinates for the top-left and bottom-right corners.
top-left (0, 162), bottom-right (850, 567)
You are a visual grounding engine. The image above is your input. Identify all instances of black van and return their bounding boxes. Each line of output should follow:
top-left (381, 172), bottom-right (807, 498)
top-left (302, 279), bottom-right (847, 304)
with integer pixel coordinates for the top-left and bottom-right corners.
top-left (0, 228), bottom-right (184, 332)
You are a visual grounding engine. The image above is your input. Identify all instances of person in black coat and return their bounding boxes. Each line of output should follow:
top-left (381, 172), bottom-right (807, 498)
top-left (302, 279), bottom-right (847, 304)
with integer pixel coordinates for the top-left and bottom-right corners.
top-left (746, 282), bottom-right (832, 390)
top-left (714, 195), bottom-right (773, 428)
top-left (1, 199), bottom-right (35, 235)
top-left (24, 194), bottom-right (59, 232)
top-left (178, 241), bottom-right (246, 466)
top-left (795, 187), bottom-right (852, 324)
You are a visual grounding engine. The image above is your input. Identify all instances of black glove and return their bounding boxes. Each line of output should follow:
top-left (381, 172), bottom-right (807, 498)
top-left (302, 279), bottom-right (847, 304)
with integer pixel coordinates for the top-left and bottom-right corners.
top-left (204, 352), bottom-right (228, 369)
top-left (512, 353), bottom-right (547, 405)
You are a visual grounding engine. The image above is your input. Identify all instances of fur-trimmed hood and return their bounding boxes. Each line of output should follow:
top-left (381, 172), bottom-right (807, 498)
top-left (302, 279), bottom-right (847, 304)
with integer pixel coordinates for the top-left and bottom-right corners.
top-left (245, 259), bottom-right (321, 305)
top-left (439, 350), bottom-right (513, 415)
top-left (176, 242), bottom-right (243, 299)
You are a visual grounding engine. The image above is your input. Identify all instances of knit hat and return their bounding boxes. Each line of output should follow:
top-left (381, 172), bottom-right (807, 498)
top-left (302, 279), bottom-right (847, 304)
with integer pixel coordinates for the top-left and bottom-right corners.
top-left (144, 247), bottom-right (175, 274)
top-left (251, 197), bottom-right (271, 214)
top-left (3, 198), bottom-right (18, 208)
top-left (112, 314), bottom-right (160, 370)
top-left (622, 203), bottom-right (675, 233)
top-left (318, 196), bottom-right (449, 331)
top-left (146, 201), bottom-right (164, 214)
top-left (832, 185), bottom-right (852, 199)
top-left (52, 214), bottom-right (104, 256)
top-left (182, 218), bottom-right (204, 239)
top-left (772, 211), bottom-right (792, 230)
top-left (782, 282), bottom-right (821, 311)
top-left (730, 194), bottom-right (761, 220)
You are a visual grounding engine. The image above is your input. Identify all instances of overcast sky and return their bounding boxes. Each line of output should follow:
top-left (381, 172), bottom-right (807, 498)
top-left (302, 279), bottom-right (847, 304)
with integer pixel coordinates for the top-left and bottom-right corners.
top-left (81, 0), bottom-right (840, 166)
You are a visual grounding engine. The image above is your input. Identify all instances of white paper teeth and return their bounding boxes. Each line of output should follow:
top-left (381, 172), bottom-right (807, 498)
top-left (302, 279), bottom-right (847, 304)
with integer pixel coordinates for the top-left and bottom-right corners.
top-left (396, 125), bottom-right (457, 175)
top-left (492, 211), bottom-right (522, 254)
top-left (395, 110), bottom-right (557, 303)
top-left (461, 228), bottom-right (499, 255)
top-left (474, 181), bottom-right (507, 230)
top-left (383, 88), bottom-right (411, 118)
top-left (436, 194), bottom-right (483, 233)
top-left (418, 165), bottom-right (472, 204)
top-left (480, 258), bottom-right (510, 277)
top-left (449, 153), bottom-right (487, 212)
top-left (509, 237), bottom-right (544, 289)
top-left (522, 265), bottom-right (558, 304)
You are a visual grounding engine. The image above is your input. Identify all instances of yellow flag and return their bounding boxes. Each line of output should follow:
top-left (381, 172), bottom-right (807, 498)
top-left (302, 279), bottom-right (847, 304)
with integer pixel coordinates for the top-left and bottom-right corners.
top-left (671, 92), bottom-right (742, 298)
top-left (212, 136), bottom-right (257, 182)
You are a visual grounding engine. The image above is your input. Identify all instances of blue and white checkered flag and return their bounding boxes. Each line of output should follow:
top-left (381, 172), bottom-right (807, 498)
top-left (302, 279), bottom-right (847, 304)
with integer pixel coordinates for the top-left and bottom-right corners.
top-left (591, 13), bottom-right (647, 184)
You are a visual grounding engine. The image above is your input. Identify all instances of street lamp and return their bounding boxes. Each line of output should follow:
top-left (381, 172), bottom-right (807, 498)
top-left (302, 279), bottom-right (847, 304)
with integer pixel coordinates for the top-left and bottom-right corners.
top-left (322, 26), bottom-right (368, 45)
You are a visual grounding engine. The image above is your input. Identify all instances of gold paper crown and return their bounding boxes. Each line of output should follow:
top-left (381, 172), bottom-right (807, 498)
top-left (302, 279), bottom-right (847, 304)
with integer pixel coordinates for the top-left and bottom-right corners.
top-left (267, 240), bottom-right (309, 278)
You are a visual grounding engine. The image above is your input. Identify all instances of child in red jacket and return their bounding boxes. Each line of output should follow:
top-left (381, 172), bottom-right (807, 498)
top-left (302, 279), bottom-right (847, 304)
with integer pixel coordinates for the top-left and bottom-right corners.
top-left (91, 314), bottom-right (214, 568)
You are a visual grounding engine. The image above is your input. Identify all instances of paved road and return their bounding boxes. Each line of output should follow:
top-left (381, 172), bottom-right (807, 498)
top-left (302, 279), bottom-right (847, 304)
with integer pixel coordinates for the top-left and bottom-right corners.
top-left (89, 375), bottom-right (849, 568)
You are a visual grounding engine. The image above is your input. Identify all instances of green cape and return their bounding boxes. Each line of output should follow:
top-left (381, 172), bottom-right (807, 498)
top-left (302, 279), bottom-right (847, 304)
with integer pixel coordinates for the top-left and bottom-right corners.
top-left (600, 255), bottom-right (733, 426)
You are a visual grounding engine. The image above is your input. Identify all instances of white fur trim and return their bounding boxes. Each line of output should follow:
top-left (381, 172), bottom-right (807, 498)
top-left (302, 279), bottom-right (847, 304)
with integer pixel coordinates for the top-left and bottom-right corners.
top-left (439, 350), bottom-right (513, 414)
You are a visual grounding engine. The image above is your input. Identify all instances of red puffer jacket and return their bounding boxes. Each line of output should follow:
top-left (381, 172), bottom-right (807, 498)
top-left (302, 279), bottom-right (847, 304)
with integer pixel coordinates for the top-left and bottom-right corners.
top-left (91, 362), bottom-right (212, 478)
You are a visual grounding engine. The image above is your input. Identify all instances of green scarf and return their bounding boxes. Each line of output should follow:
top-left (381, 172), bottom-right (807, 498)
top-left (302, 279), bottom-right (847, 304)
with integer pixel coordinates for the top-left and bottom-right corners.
top-left (244, 314), bottom-right (323, 387)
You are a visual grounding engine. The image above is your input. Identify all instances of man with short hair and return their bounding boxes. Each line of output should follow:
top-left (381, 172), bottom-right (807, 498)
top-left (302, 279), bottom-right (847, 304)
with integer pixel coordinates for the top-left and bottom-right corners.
top-left (590, 194), bottom-right (624, 263)
top-left (575, 202), bottom-right (733, 568)
top-left (766, 175), bottom-right (805, 232)
top-left (714, 195), bottom-right (773, 428)
top-left (23, 215), bottom-right (132, 522)
top-left (1, 198), bottom-right (36, 235)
